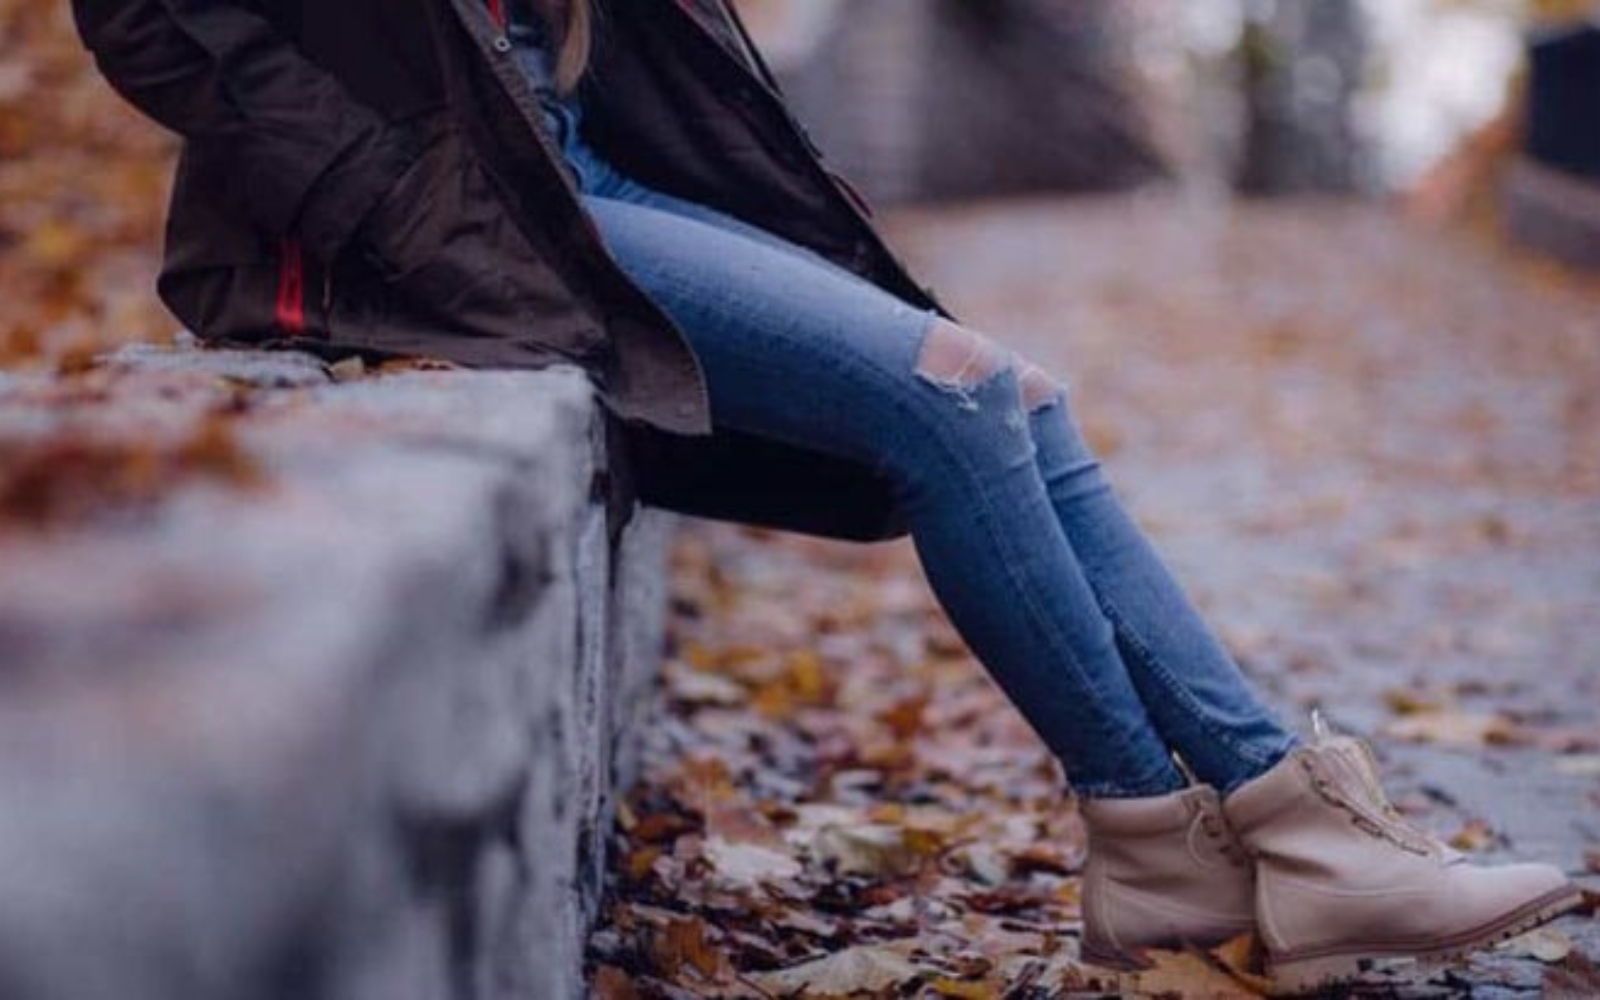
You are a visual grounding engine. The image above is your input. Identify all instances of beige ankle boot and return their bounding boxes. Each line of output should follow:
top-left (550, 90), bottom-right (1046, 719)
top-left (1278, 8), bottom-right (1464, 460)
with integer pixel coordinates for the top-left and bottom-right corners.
top-left (1080, 785), bottom-right (1256, 968)
top-left (1225, 734), bottom-right (1582, 995)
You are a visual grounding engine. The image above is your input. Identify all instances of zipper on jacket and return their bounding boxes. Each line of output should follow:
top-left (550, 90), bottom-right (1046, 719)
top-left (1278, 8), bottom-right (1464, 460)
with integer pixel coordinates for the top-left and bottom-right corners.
top-left (454, 0), bottom-right (714, 428)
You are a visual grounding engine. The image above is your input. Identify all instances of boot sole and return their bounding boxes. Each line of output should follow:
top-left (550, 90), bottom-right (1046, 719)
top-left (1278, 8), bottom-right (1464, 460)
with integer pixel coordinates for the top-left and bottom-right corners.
top-left (1266, 883), bottom-right (1585, 996)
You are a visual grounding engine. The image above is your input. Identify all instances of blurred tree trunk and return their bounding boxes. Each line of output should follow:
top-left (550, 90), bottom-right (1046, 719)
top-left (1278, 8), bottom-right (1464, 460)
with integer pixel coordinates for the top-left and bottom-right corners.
top-left (1235, 0), bottom-right (1369, 195)
top-left (758, 0), bottom-right (1171, 204)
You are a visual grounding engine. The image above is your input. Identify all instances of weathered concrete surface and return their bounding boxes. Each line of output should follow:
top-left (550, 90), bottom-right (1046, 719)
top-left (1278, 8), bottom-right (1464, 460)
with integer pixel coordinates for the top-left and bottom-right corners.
top-left (0, 347), bottom-right (670, 999)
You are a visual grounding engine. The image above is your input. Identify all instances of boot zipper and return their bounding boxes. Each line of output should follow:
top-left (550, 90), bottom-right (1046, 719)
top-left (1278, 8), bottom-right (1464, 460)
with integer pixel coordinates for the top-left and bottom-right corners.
top-left (1310, 751), bottom-right (1433, 857)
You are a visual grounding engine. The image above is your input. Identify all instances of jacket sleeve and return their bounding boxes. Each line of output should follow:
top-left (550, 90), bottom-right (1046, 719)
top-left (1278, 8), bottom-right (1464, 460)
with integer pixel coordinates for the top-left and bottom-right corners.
top-left (71, 0), bottom-right (424, 262)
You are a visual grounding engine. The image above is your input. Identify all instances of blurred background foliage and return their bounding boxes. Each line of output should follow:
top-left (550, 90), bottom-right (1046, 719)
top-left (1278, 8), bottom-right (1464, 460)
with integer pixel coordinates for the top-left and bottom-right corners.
top-left (0, 1), bottom-right (174, 369)
top-left (735, 0), bottom-right (1598, 202)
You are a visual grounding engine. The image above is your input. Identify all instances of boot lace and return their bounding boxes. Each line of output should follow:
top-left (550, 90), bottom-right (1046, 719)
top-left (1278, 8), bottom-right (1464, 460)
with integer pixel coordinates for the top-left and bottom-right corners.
top-left (1195, 804), bottom-right (1250, 868)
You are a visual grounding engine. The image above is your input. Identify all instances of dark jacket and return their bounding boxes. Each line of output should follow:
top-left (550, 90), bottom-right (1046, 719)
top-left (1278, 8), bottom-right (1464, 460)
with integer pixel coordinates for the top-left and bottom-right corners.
top-left (73, 0), bottom-right (938, 539)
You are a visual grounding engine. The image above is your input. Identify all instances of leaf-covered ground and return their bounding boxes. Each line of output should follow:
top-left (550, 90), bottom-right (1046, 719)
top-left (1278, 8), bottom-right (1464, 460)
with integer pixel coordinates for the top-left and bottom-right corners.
top-left (0, 1), bottom-right (174, 370)
top-left (5, 7), bottom-right (1597, 994)
top-left (588, 200), bottom-right (1600, 998)
top-left (589, 524), bottom-right (1289, 998)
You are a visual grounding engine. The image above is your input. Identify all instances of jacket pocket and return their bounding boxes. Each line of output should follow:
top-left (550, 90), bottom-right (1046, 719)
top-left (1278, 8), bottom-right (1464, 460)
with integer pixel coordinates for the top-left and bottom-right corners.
top-left (356, 125), bottom-right (472, 282)
top-left (353, 140), bottom-right (603, 357)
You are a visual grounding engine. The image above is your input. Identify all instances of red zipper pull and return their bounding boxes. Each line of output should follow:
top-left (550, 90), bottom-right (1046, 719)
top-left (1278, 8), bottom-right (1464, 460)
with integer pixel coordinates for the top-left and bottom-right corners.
top-left (486, 0), bottom-right (507, 28)
top-left (274, 239), bottom-right (306, 338)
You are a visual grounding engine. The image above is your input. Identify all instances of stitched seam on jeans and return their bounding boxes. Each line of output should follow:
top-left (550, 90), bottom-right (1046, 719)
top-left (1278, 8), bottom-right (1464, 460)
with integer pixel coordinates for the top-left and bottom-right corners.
top-left (908, 377), bottom-right (1184, 790)
top-left (1096, 599), bottom-right (1284, 771)
top-left (876, 349), bottom-right (1175, 790)
top-left (889, 349), bottom-right (1188, 794)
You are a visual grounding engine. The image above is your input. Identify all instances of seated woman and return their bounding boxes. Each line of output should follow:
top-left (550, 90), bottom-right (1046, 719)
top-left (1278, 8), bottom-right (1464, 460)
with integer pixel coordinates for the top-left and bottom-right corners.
top-left (73, 0), bottom-right (1581, 992)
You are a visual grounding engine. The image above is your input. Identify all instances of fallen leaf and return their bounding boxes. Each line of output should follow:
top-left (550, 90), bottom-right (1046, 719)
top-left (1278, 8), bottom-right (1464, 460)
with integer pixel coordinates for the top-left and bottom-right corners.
top-left (626, 845), bottom-right (664, 882)
top-left (652, 917), bottom-right (726, 981)
top-left (328, 356), bottom-right (366, 381)
top-left (1544, 950), bottom-right (1600, 1000)
top-left (1127, 948), bottom-right (1266, 998)
top-left (1446, 818), bottom-right (1498, 852)
top-left (591, 965), bottom-right (640, 1000)
top-left (376, 357), bottom-right (461, 373)
top-left (629, 809), bottom-right (698, 845)
top-left (1383, 688), bottom-right (1448, 715)
top-left (877, 693), bottom-right (929, 740)
top-left (946, 842), bottom-right (1009, 887)
top-left (669, 668), bottom-right (748, 707)
top-left (1009, 842), bottom-right (1079, 878)
top-left (1499, 926), bottom-right (1573, 964)
top-left (927, 975), bottom-right (994, 998)
top-left (1209, 933), bottom-right (1274, 994)
top-left (811, 823), bottom-right (922, 878)
top-left (749, 946), bottom-right (923, 996)
top-left (703, 837), bottom-right (803, 889)
top-left (1382, 709), bottom-right (1518, 747)
top-left (174, 415), bottom-right (265, 487)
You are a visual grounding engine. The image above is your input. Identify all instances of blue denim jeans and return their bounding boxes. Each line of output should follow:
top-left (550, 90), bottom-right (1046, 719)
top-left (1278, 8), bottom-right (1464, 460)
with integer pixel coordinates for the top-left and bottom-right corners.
top-left (530, 73), bottom-right (1298, 797)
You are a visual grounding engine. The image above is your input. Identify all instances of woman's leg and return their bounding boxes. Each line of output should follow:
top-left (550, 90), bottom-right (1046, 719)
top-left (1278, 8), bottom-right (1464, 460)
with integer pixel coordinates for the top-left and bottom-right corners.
top-left (886, 321), bottom-right (1294, 793)
top-left (568, 129), bottom-right (1292, 791)
top-left (1022, 386), bottom-right (1297, 793)
top-left (584, 192), bottom-right (1183, 798)
top-left (580, 163), bottom-right (1296, 792)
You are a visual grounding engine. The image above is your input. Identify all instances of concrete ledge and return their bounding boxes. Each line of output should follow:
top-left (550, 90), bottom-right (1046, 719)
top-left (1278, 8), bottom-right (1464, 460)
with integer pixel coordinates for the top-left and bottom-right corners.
top-left (0, 346), bottom-right (669, 999)
top-left (1504, 155), bottom-right (1600, 271)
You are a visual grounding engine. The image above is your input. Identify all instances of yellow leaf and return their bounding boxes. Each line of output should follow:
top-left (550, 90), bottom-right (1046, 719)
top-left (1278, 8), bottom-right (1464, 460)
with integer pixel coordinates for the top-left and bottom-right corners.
top-left (929, 976), bottom-right (994, 998)
top-left (1382, 709), bottom-right (1518, 747)
top-left (787, 648), bottom-right (832, 704)
top-left (1209, 934), bottom-right (1274, 995)
top-left (1127, 948), bottom-right (1266, 998)
top-left (1382, 688), bottom-right (1446, 716)
top-left (22, 219), bottom-right (90, 269)
top-left (1447, 818), bottom-right (1498, 852)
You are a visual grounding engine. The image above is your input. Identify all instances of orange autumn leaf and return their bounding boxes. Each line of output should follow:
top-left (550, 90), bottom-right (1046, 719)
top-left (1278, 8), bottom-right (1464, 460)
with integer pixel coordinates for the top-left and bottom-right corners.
top-left (591, 966), bottom-right (640, 1000)
top-left (652, 917), bottom-right (726, 981)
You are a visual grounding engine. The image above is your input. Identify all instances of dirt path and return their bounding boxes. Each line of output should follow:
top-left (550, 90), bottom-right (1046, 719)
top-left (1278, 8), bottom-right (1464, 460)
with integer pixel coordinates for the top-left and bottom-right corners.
top-left (590, 198), bottom-right (1600, 997)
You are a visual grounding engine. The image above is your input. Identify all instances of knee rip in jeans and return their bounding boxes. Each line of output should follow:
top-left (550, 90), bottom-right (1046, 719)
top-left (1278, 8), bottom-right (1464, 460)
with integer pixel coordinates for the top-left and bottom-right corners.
top-left (914, 321), bottom-right (1069, 421)
top-left (1019, 362), bottom-right (1068, 414)
top-left (913, 320), bottom-right (1014, 413)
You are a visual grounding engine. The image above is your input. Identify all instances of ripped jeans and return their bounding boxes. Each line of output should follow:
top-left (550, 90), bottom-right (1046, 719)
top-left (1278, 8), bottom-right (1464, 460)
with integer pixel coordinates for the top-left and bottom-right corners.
top-left (558, 121), bottom-right (1297, 798)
